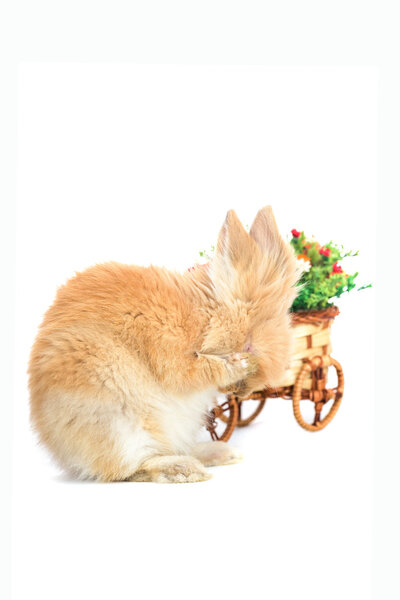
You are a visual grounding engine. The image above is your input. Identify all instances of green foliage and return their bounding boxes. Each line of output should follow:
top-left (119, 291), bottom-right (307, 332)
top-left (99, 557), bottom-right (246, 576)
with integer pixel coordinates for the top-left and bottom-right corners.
top-left (199, 245), bottom-right (215, 262)
top-left (290, 230), bottom-right (370, 311)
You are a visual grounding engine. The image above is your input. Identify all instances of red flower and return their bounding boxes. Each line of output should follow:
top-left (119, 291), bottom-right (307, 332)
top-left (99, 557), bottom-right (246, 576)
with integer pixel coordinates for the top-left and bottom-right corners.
top-left (319, 247), bottom-right (331, 257)
top-left (332, 262), bottom-right (343, 274)
top-left (291, 229), bottom-right (301, 238)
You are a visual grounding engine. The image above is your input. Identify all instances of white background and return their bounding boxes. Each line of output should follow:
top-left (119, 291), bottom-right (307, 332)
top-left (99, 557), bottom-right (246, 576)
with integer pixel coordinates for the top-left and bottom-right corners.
top-left (12, 64), bottom-right (376, 599)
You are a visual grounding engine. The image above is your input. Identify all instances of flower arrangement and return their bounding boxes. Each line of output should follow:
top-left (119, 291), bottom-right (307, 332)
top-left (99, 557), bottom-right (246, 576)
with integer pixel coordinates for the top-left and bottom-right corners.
top-left (197, 229), bottom-right (371, 313)
top-left (289, 229), bottom-right (370, 312)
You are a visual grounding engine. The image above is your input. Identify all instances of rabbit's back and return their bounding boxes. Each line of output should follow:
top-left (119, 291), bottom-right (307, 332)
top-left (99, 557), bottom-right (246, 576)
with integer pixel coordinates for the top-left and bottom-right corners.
top-left (29, 261), bottom-right (202, 391)
top-left (28, 262), bottom-right (210, 480)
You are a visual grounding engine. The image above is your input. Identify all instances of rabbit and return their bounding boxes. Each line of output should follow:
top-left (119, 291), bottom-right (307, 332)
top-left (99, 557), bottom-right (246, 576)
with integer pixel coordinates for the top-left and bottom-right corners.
top-left (28, 206), bottom-right (300, 483)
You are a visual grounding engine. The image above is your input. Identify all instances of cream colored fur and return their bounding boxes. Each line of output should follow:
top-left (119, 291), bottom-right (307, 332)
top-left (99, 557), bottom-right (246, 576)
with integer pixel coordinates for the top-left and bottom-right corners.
top-left (28, 206), bottom-right (300, 482)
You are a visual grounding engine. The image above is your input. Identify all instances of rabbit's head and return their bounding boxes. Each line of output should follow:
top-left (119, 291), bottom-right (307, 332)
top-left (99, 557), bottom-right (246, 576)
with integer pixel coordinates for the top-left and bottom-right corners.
top-left (208, 206), bottom-right (301, 396)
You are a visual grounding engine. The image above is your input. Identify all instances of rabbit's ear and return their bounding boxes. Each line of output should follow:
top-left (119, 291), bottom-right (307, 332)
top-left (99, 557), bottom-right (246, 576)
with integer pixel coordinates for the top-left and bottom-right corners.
top-left (215, 209), bottom-right (251, 266)
top-left (249, 205), bottom-right (285, 258)
top-left (211, 210), bottom-right (253, 300)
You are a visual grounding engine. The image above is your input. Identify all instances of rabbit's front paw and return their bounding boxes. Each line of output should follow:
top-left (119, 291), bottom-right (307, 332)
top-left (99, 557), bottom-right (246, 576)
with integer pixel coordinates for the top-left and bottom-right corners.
top-left (223, 352), bottom-right (258, 382)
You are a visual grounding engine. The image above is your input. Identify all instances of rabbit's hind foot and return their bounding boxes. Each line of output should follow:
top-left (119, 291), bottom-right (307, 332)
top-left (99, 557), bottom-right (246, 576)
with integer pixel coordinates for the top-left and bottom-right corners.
top-left (129, 455), bottom-right (212, 483)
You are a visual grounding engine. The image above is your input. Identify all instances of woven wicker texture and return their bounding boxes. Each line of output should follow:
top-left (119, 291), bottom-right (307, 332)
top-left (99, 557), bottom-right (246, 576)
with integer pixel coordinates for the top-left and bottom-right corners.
top-left (291, 305), bottom-right (339, 324)
top-left (280, 314), bottom-right (335, 388)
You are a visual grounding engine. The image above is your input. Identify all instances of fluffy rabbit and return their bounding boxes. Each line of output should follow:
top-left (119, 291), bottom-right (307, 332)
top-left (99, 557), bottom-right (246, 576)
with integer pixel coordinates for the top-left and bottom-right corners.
top-left (28, 206), bottom-right (300, 482)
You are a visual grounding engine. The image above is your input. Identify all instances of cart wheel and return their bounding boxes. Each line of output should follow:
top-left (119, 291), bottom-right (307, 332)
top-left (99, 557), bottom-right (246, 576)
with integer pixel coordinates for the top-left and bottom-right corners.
top-left (218, 391), bottom-right (267, 427)
top-left (205, 396), bottom-right (239, 442)
top-left (292, 355), bottom-right (344, 432)
top-left (237, 391), bottom-right (268, 427)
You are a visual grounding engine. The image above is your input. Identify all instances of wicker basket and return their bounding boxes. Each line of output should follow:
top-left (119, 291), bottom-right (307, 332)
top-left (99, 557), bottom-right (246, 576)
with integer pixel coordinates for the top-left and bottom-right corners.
top-left (206, 306), bottom-right (344, 440)
top-left (282, 305), bottom-right (338, 388)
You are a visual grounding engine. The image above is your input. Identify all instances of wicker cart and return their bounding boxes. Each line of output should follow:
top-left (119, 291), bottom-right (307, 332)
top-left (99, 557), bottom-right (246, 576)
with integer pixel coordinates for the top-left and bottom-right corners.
top-left (206, 306), bottom-right (344, 441)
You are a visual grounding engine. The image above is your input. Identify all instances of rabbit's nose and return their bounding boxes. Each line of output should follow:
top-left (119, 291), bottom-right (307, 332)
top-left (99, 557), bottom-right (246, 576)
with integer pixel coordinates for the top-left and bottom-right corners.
top-left (243, 341), bottom-right (254, 353)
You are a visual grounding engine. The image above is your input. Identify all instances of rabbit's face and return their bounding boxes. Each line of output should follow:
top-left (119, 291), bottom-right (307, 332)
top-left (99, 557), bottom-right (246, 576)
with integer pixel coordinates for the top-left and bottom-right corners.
top-left (241, 313), bottom-right (294, 395)
top-left (210, 206), bottom-right (301, 396)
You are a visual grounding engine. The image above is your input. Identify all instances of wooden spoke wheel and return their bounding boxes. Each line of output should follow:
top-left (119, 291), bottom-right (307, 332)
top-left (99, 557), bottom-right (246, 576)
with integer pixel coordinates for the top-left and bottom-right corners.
top-left (205, 397), bottom-right (239, 442)
top-left (237, 391), bottom-right (267, 427)
top-left (218, 391), bottom-right (267, 427)
top-left (292, 355), bottom-right (344, 432)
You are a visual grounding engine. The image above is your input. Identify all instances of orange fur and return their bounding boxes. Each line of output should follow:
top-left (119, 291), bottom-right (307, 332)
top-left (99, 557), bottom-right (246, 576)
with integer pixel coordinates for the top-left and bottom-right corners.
top-left (28, 206), bottom-right (300, 482)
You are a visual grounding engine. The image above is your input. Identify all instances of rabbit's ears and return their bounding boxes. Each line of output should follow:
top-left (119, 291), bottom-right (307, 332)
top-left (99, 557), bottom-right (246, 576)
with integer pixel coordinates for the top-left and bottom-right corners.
top-left (211, 206), bottom-right (295, 302)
